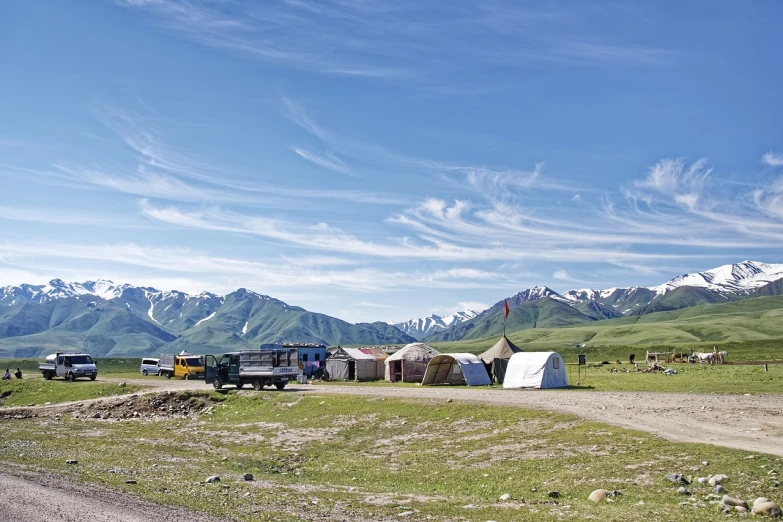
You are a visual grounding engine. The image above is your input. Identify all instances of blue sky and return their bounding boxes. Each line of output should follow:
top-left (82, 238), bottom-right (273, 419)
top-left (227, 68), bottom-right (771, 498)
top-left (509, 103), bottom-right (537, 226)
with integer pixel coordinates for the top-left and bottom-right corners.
top-left (1, 1), bottom-right (783, 323)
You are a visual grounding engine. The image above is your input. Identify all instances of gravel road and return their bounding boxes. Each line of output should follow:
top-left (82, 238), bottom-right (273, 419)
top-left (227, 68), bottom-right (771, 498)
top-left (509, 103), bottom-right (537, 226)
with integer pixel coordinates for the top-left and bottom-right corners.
top-left (0, 469), bottom-right (232, 522)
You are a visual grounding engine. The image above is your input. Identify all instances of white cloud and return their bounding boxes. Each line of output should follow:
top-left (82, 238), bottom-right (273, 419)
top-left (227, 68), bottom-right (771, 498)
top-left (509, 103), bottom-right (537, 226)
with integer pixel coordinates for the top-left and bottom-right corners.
top-left (553, 270), bottom-right (570, 280)
top-left (762, 152), bottom-right (783, 167)
top-left (290, 147), bottom-right (354, 176)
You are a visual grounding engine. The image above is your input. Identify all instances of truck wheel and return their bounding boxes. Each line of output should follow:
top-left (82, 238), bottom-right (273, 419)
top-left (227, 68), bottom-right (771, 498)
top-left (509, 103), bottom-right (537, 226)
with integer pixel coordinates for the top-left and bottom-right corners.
top-left (90, 375), bottom-right (97, 381)
top-left (67, 372), bottom-right (75, 382)
top-left (184, 374), bottom-right (189, 380)
top-left (236, 382), bottom-right (244, 389)
top-left (44, 372), bottom-right (53, 380)
top-left (142, 369), bottom-right (148, 376)
top-left (275, 382), bottom-right (286, 390)
top-left (252, 379), bottom-right (262, 391)
top-left (213, 377), bottom-right (223, 390)
top-left (166, 372), bottom-right (172, 379)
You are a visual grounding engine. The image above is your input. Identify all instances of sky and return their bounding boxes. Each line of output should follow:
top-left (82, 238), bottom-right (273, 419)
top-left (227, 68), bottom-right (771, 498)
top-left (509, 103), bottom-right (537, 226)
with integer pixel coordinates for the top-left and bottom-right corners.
top-left (1, 1), bottom-right (783, 324)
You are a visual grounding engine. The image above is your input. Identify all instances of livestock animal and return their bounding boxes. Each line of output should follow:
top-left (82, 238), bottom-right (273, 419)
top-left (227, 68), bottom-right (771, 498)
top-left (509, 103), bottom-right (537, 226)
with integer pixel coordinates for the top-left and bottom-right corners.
top-left (691, 352), bottom-right (715, 365)
top-left (715, 351), bottom-right (727, 364)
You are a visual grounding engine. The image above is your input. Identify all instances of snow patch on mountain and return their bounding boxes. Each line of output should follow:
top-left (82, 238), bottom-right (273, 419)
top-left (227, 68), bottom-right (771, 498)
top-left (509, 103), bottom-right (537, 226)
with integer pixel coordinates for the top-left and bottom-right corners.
top-left (393, 310), bottom-right (479, 340)
top-left (649, 260), bottom-right (783, 295)
top-left (194, 312), bottom-right (216, 327)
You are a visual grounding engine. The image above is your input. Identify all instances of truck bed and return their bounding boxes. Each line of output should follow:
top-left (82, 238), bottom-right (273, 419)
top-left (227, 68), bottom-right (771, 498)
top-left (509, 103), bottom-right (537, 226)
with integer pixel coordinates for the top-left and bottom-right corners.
top-left (38, 363), bottom-right (56, 371)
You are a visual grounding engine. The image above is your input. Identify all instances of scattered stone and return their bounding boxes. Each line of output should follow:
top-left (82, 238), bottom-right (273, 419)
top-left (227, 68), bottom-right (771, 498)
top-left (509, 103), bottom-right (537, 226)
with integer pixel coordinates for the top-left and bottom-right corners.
top-left (205, 475), bottom-right (220, 484)
top-left (751, 501), bottom-right (782, 517)
top-left (243, 473), bottom-right (254, 481)
top-left (636, 501), bottom-right (645, 506)
top-left (118, 382), bottom-right (126, 388)
top-left (462, 504), bottom-right (477, 509)
top-left (697, 477), bottom-right (708, 484)
top-left (666, 473), bottom-right (690, 485)
top-left (125, 480), bottom-right (137, 485)
top-left (702, 461), bottom-right (710, 466)
top-left (589, 489), bottom-right (612, 503)
top-left (66, 460), bottom-right (78, 465)
top-left (735, 506), bottom-right (747, 513)
top-left (499, 493), bottom-right (511, 501)
top-left (769, 470), bottom-right (779, 476)
top-left (548, 491), bottom-right (560, 499)
top-left (397, 511), bottom-right (415, 517)
top-left (446, 399), bottom-right (452, 403)
top-left (709, 474), bottom-right (728, 487)
top-left (92, 412), bottom-right (101, 419)
top-left (721, 495), bottom-right (748, 509)
top-left (713, 485), bottom-right (726, 494)
top-left (677, 487), bottom-right (689, 495)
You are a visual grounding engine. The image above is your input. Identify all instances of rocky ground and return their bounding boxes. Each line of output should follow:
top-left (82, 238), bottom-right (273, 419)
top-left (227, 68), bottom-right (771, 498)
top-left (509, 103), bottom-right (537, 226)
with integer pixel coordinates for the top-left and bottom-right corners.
top-left (2, 376), bottom-right (783, 521)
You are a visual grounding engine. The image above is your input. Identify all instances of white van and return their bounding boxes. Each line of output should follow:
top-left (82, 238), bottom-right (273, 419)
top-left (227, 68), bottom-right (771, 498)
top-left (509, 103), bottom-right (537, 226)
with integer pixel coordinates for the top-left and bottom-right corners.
top-left (140, 358), bottom-right (160, 376)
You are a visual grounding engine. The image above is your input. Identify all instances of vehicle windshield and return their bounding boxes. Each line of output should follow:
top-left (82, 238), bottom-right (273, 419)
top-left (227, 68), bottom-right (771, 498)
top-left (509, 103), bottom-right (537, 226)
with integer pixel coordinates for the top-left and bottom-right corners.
top-left (69, 355), bottom-right (94, 365)
top-left (184, 357), bottom-right (203, 367)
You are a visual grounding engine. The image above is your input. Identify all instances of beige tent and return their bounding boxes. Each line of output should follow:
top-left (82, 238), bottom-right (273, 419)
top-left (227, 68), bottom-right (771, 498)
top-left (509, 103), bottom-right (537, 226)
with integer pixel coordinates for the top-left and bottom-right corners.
top-left (384, 343), bottom-right (439, 382)
top-left (326, 346), bottom-right (379, 381)
top-left (479, 335), bottom-right (522, 384)
top-left (422, 353), bottom-right (492, 386)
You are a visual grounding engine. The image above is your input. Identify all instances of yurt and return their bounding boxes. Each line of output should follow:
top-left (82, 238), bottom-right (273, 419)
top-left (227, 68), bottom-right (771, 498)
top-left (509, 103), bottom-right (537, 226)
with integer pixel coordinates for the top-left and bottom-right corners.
top-left (421, 353), bottom-right (491, 386)
top-left (479, 335), bottom-right (522, 384)
top-left (384, 343), bottom-right (439, 382)
top-left (325, 346), bottom-right (379, 381)
top-left (503, 352), bottom-right (568, 389)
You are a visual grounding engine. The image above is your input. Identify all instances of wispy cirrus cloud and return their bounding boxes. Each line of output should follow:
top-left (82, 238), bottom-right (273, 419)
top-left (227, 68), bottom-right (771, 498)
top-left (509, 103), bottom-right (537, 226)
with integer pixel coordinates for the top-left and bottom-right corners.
top-left (290, 147), bottom-right (354, 176)
top-left (117, 0), bottom-right (673, 85)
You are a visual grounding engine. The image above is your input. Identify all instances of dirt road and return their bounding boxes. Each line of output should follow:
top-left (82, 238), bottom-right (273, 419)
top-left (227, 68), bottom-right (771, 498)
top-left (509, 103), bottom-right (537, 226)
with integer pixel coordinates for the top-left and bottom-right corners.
top-left (92, 377), bottom-right (783, 458)
top-left (0, 470), bottom-right (231, 522)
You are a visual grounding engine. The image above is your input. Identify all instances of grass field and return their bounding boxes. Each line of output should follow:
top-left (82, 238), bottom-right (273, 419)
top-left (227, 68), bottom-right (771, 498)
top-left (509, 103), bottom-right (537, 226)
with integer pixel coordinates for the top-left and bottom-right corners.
top-left (0, 379), bottom-right (142, 407)
top-left (1, 391), bottom-right (781, 521)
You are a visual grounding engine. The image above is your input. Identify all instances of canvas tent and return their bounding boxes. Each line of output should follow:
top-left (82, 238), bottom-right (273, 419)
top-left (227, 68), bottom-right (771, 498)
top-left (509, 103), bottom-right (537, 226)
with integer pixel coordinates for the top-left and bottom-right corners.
top-left (384, 343), bottom-right (439, 382)
top-left (479, 335), bottom-right (522, 384)
top-left (503, 352), bottom-right (568, 389)
top-left (359, 347), bottom-right (388, 379)
top-left (325, 346), bottom-right (379, 381)
top-left (421, 353), bottom-right (492, 386)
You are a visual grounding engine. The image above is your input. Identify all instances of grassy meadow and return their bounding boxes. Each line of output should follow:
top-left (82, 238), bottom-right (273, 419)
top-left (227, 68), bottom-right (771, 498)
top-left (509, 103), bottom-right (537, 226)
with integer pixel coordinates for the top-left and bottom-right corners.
top-left (0, 379), bottom-right (142, 407)
top-left (2, 391), bottom-right (782, 521)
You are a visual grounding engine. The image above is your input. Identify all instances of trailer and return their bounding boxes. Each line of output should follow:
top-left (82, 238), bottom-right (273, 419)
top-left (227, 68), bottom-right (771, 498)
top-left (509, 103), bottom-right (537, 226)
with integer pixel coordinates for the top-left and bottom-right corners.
top-left (205, 348), bottom-right (300, 390)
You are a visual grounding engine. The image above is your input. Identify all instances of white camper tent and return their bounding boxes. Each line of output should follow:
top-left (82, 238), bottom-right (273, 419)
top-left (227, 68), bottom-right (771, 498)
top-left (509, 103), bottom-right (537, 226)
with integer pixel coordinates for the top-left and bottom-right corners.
top-left (503, 352), bottom-right (568, 389)
top-left (421, 353), bottom-right (492, 386)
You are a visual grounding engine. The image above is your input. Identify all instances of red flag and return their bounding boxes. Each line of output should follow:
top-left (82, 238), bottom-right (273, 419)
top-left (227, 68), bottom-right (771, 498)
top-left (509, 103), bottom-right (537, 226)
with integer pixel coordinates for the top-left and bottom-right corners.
top-left (504, 299), bottom-right (510, 318)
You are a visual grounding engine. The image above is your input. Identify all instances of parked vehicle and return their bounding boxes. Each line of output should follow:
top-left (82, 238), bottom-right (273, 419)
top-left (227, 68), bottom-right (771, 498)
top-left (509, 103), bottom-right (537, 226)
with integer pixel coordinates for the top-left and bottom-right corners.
top-left (140, 357), bottom-right (160, 376)
top-left (158, 352), bottom-right (205, 380)
top-left (39, 352), bottom-right (98, 381)
top-left (205, 348), bottom-right (300, 390)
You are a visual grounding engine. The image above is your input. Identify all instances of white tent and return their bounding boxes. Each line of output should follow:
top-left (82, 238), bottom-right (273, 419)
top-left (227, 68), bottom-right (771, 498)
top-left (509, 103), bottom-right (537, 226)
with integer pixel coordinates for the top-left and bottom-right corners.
top-left (503, 352), bottom-right (568, 389)
top-left (421, 353), bottom-right (491, 386)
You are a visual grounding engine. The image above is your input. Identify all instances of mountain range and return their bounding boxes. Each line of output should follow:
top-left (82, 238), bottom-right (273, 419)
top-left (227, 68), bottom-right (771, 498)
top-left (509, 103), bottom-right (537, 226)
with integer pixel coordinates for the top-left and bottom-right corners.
top-left (420, 260), bottom-right (783, 341)
top-left (0, 282), bottom-right (415, 358)
top-left (1, 260), bottom-right (782, 358)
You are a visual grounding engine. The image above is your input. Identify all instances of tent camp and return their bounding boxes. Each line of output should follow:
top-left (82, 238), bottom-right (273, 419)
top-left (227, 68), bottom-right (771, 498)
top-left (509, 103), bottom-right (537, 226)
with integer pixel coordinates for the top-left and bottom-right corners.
top-left (421, 353), bottom-right (491, 386)
top-left (503, 352), bottom-right (568, 389)
top-left (359, 347), bottom-right (388, 379)
top-left (384, 343), bottom-right (439, 382)
top-left (479, 335), bottom-right (522, 384)
top-left (325, 346), bottom-right (379, 381)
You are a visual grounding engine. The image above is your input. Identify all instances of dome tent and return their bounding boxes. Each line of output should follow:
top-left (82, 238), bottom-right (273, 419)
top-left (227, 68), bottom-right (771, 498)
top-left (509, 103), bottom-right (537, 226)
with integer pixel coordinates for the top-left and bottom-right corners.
top-left (421, 353), bottom-right (491, 386)
top-left (384, 343), bottom-right (439, 382)
top-left (503, 352), bottom-right (568, 389)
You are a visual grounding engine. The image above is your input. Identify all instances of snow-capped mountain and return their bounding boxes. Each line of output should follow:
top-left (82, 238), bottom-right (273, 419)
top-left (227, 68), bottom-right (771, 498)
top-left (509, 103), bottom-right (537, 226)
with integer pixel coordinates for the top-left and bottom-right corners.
top-left (563, 261), bottom-right (783, 311)
top-left (649, 261), bottom-right (783, 295)
top-left (393, 310), bottom-right (479, 340)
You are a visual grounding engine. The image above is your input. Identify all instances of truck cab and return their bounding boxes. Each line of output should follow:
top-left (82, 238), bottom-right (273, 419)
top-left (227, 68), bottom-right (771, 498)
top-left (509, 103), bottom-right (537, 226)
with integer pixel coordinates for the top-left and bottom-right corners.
top-left (158, 352), bottom-right (205, 380)
top-left (39, 352), bottom-right (98, 381)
